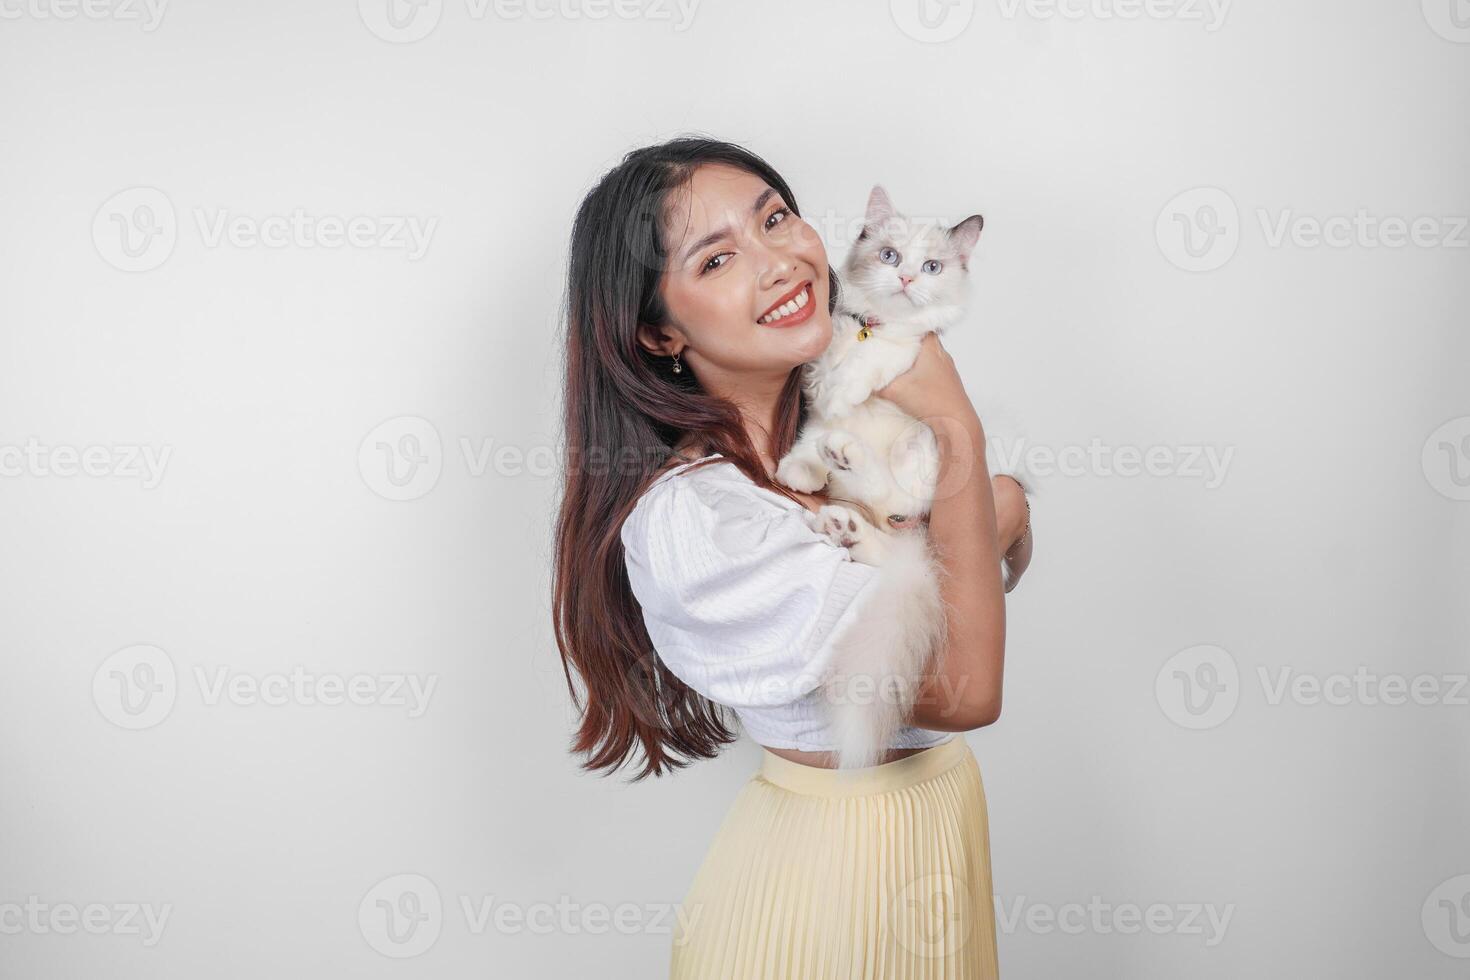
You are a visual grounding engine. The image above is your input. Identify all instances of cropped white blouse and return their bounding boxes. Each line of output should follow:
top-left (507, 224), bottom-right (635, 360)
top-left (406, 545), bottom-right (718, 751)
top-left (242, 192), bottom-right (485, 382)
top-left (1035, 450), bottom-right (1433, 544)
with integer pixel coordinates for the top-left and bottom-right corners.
top-left (620, 453), bottom-right (953, 754)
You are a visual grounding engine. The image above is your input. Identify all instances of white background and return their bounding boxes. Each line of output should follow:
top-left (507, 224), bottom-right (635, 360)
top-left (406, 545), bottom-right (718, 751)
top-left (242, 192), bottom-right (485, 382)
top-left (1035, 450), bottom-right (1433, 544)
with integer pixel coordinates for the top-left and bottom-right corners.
top-left (1, 0), bottom-right (1467, 976)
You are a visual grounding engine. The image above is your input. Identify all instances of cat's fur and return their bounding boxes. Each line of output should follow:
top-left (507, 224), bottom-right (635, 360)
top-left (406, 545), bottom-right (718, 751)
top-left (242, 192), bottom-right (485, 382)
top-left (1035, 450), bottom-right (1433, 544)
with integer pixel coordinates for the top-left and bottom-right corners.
top-left (776, 185), bottom-right (1031, 770)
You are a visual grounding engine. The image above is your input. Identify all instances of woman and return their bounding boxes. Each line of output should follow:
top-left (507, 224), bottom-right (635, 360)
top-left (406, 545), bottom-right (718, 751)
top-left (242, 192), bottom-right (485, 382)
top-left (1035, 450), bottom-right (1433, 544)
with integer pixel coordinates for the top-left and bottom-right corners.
top-left (553, 137), bottom-right (1032, 978)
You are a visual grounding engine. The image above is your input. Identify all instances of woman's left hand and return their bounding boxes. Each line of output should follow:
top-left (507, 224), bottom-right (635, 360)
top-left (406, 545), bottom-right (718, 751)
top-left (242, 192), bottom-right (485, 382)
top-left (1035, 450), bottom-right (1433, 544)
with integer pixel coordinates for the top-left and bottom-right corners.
top-left (992, 475), bottom-right (1032, 593)
top-left (912, 474), bottom-right (1032, 590)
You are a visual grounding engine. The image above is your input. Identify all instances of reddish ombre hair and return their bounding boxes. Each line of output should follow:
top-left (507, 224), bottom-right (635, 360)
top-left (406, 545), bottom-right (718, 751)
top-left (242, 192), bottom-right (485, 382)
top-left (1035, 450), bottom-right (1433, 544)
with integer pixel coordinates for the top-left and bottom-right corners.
top-left (552, 137), bottom-right (841, 781)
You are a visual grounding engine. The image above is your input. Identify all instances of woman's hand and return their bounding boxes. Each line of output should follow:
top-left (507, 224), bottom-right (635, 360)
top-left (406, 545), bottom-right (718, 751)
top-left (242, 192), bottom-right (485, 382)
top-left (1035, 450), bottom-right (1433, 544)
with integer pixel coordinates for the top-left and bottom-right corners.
top-left (993, 475), bottom-right (1028, 552)
top-left (876, 332), bottom-right (982, 435)
top-left (993, 475), bottom-right (1033, 592)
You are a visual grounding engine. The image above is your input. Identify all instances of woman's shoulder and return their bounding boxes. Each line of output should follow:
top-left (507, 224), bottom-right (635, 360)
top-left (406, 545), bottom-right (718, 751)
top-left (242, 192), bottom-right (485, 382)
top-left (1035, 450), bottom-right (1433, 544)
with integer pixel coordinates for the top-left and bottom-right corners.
top-left (647, 451), bottom-right (730, 489)
top-left (622, 452), bottom-right (806, 559)
top-left (640, 452), bottom-right (783, 508)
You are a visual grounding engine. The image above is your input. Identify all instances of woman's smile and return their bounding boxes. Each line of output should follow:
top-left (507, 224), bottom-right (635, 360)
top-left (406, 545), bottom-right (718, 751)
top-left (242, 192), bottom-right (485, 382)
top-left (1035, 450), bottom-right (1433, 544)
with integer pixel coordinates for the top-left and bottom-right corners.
top-left (757, 281), bottom-right (814, 326)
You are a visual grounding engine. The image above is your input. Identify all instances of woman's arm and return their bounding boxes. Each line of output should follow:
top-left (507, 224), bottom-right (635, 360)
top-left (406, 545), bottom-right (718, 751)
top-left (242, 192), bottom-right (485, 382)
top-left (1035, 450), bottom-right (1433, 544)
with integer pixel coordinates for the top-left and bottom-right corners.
top-left (875, 335), bottom-right (1009, 733)
top-left (907, 417), bottom-right (1007, 731)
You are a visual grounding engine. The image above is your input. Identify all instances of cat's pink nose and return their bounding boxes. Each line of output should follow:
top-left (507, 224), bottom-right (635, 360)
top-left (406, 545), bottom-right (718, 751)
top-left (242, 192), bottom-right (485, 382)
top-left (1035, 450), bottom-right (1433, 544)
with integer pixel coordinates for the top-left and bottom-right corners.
top-left (899, 275), bottom-right (914, 288)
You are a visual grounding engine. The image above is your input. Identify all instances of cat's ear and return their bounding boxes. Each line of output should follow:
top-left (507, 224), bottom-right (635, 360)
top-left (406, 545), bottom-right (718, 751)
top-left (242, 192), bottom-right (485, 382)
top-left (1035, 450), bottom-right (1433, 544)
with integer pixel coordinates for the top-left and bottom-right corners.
top-left (861, 185), bottom-right (896, 235)
top-left (948, 214), bottom-right (984, 267)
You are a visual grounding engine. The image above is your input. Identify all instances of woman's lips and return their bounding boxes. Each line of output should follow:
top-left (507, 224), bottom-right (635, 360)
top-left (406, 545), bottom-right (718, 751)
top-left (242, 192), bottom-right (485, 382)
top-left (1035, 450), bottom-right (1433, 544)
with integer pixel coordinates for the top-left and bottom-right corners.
top-left (757, 282), bottom-right (814, 327)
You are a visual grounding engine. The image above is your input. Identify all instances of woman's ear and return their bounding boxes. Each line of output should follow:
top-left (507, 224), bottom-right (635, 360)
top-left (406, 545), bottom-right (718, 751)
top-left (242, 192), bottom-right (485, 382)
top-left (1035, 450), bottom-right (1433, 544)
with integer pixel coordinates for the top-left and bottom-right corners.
top-left (635, 321), bottom-right (682, 358)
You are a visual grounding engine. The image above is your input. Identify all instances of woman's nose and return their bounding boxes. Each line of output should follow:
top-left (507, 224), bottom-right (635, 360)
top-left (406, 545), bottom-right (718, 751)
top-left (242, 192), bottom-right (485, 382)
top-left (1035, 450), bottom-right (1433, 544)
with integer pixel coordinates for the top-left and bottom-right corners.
top-left (760, 251), bottom-right (799, 288)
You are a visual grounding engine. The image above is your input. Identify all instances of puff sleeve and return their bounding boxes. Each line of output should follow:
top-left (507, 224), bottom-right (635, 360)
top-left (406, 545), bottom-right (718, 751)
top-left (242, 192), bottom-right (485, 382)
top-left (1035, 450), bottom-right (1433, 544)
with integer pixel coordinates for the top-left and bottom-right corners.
top-left (620, 476), bottom-right (881, 711)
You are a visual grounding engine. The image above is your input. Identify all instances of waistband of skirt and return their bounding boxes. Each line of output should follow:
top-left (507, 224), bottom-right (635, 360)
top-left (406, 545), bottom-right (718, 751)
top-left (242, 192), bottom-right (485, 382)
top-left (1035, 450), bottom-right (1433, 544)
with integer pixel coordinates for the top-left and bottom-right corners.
top-left (757, 735), bottom-right (969, 797)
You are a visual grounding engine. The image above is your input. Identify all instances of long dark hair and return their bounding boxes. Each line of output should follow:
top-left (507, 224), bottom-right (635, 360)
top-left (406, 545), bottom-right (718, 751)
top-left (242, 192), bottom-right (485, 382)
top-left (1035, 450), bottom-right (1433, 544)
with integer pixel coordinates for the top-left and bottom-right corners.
top-left (552, 136), bottom-right (840, 781)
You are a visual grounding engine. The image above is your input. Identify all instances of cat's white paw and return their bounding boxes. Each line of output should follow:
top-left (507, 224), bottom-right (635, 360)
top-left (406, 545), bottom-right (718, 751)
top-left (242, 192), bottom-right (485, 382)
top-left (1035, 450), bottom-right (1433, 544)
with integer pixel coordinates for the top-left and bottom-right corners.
top-left (803, 504), bottom-right (868, 550)
top-left (819, 430), bottom-right (866, 473)
top-left (776, 454), bottom-right (827, 492)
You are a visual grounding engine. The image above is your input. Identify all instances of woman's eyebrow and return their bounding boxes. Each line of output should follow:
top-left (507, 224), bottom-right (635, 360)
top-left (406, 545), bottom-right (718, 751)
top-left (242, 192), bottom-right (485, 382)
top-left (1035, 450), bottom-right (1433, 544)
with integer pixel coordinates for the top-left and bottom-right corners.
top-left (678, 187), bottom-right (779, 265)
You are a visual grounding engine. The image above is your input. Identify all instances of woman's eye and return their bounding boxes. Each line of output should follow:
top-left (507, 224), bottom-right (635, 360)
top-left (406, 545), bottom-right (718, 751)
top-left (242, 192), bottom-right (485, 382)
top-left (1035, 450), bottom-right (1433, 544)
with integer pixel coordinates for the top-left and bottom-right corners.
top-left (922, 259), bottom-right (943, 274)
top-left (765, 207), bottom-right (790, 230)
top-left (879, 247), bottom-right (899, 265)
top-left (702, 252), bottom-right (732, 273)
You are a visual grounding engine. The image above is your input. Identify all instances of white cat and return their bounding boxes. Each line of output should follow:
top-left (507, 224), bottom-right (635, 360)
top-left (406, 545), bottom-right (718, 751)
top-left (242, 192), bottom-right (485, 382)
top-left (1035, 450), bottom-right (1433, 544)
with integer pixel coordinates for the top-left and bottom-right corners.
top-left (775, 185), bottom-right (1031, 769)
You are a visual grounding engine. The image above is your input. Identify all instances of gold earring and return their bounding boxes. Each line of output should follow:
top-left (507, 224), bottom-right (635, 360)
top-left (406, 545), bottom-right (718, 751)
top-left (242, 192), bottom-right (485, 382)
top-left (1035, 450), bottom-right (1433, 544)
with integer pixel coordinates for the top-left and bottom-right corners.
top-left (671, 351), bottom-right (683, 374)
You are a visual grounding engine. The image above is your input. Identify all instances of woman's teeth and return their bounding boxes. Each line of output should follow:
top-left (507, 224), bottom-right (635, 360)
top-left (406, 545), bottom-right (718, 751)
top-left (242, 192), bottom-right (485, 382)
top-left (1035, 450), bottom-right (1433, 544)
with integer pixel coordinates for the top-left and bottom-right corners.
top-left (759, 285), bottom-right (810, 324)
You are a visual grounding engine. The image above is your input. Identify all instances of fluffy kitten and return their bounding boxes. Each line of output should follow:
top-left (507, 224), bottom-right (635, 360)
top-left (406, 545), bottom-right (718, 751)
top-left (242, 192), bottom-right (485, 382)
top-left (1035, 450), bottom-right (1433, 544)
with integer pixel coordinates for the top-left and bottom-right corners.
top-left (775, 185), bottom-right (1030, 769)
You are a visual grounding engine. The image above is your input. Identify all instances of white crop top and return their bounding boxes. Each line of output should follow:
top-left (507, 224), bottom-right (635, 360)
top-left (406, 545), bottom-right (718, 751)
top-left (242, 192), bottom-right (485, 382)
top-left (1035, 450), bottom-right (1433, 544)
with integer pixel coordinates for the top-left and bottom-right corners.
top-left (620, 453), bottom-right (953, 754)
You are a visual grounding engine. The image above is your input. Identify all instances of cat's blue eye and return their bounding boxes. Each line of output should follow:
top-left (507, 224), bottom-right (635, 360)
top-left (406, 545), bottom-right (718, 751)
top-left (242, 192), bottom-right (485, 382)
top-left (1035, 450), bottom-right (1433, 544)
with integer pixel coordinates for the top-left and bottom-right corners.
top-left (765, 207), bottom-right (791, 230)
top-left (921, 259), bottom-right (943, 274)
top-left (879, 247), bottom-right (899, 265)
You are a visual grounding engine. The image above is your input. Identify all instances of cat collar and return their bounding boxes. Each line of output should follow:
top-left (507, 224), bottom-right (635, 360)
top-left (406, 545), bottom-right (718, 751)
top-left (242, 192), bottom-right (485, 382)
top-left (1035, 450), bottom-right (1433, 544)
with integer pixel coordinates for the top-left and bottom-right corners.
top-left (854, 313), bottom-right (880, 341)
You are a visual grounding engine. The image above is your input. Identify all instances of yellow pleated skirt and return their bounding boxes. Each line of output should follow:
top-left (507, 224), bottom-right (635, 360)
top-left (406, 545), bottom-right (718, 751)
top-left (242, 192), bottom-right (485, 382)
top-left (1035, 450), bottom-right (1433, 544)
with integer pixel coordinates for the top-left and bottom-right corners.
top-left (670, 735), bottom-right (1000, 979)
